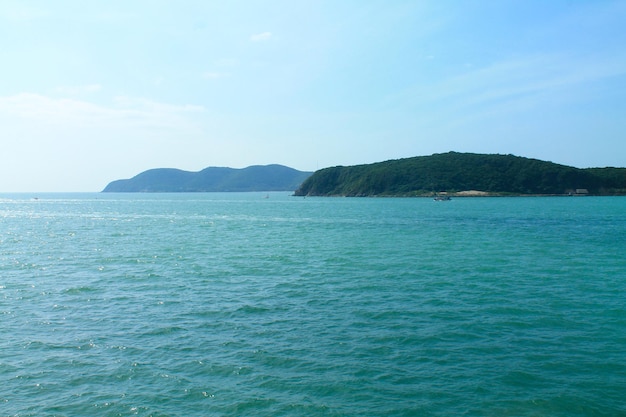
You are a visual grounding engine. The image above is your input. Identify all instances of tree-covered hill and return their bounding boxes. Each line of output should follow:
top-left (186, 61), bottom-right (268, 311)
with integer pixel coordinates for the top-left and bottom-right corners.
top-left (102, 164), bottom-right (312, 192)
top-left (294, 152), bottom-right (626, 197)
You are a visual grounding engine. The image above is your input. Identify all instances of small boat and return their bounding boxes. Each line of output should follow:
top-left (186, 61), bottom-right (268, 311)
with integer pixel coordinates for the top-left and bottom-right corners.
top-left (433, 195), bottom-right (451, 201)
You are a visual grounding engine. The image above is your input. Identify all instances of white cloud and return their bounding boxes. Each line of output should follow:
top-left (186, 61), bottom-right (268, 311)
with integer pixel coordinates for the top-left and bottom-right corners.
top-left (250, 31), bottom-right (272, 42)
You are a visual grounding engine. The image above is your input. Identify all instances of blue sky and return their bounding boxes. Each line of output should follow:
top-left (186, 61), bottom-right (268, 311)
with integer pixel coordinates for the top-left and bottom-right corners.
top-left (1, 0), bottom-right (625, 191)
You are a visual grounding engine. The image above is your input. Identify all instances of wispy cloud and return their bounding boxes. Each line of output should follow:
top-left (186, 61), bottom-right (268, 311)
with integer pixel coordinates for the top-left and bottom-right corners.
top-left (215, 58), bottom-right (238, 67)
top-left (393, 50), bottom-right (626, 115)
top-left (0, 93), bottom-right (210, 191)
top-left (0, 93), bottom-right (205, 130)
top-left (202, 72), bottom-right (230, 80)
top-left (54, 84), bottom-right (102, 95)
top-left (0, 4), bottom-right (48, 20)
top-left (250, 31), bottom-right (272, 42)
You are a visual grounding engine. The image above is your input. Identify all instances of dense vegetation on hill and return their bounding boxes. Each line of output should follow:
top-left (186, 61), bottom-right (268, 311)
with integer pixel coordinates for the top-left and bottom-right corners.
top-left (294, 152), bottom-right (626, 197)
top-left (102, 165), bottom-right (312, 192)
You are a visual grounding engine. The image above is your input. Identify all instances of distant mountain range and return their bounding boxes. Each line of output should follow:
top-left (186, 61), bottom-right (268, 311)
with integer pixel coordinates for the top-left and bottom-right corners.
top-left (102, 164), bottom-right (312, 192)
top-left (294, 152), bottom-right (626, 196)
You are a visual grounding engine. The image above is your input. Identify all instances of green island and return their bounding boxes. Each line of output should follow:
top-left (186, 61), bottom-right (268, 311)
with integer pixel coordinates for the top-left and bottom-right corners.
top-left (294, 152), bottom-right (626, 197)
top-left (102, 164), bottom-right (312, 192)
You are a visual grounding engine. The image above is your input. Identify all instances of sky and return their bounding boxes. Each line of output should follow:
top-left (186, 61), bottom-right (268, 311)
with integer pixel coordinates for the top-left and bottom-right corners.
top-left (1, 0), bottom-right (625, 192)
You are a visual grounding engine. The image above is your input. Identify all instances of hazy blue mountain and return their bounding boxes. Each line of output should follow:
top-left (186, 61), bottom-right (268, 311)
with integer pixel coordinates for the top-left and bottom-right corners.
top-left (103, 164), bottom-right (312, 192)
top-left (294, 152), bottom-right (626, 196)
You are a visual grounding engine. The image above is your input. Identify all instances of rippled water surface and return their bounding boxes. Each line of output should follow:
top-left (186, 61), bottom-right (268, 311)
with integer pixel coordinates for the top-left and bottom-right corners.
top-left (1, 193), bottom-right (625, 416)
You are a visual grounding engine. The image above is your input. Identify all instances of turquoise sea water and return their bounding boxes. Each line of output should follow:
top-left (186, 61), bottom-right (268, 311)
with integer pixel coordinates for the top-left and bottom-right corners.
top-left (1, 193), bottom-right (625, 416)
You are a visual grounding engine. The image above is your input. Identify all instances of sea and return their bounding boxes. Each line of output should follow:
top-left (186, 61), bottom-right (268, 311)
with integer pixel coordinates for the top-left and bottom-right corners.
top-left (1, 192), bottom-right (625, 417)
